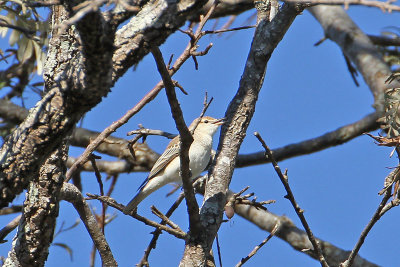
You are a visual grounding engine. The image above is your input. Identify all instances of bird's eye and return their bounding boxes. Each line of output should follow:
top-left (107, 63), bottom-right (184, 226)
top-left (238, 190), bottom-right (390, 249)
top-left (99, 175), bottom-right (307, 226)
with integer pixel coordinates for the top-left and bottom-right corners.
top-left (204, 120), bottom-right (209, 123)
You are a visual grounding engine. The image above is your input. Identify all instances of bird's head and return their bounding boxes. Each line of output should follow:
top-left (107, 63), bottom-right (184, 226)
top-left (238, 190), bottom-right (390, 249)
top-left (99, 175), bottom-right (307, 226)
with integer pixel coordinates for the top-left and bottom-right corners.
top-left (191, 116), bottom-right (225, 136)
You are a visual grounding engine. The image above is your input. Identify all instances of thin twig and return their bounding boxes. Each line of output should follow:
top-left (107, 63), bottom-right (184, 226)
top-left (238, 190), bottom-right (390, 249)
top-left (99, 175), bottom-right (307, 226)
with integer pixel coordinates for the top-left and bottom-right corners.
top-left (138, 193), bottom-right (186, 266)
top-left (254, 132), bottom-right (329, 267)
top-left (127, 128), bottom-right (176, 139)
top-left (89, 154), bottom-right (104, 196)
top-left (89, 154), bottom-right (106, 236)
top-left (380, 198), bottom-right (400, 216)
top-left (86, 194), bottom-right (187, 239)
top-left (204, 25), bottom-right (255, 35)
top-left (151, 206), bottom-right (181, 230)
top-left (235, 222), bottom-right (280, 267)
top-left (216, 234), bottom-right (223, 267)
top-left (341, 188), bottom-right (392, 267)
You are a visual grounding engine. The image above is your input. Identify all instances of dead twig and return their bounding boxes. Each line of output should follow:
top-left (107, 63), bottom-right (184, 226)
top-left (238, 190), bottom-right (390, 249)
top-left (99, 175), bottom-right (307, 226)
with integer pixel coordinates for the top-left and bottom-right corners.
top-left (235, 222), bottom-right (281, 267)
top-left (138, 193), bottom-right (186, 266)
top-left (87, 194), bottom-right (186, 239)
top-left (341, 188), bottom-right (392, 267)
top-left (254, 132), bottom-right (329, 267)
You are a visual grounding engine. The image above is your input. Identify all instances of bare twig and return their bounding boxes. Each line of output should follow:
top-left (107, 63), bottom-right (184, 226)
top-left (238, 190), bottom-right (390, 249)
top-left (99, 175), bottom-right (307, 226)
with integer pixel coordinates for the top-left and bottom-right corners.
top-left (138, 193), bottom-right (186, 266)
top-left (225, 186), bottom-right (274, 218)
top-left (0, 215), bottom-right (21, 243)
top-left (151, 206), bottom-right (181, 230)
top-left (216, 234), bottom-right (223, 267)
top-left (86, 193), bottom-right (186, 239)
top-left (343, 54), bottom-right (360, 87)
top-left (151, 46), bottom-right (201, 233)
top-left (233, 200), bottom-right (379, 266)
top-left (341, 189), bottom-right (392, 267)
top-left (89, 154), bottom-right (104, 196)
top-left (254, 132), bottom-right (329, 267)
top-left (127, 128), bottom-right (177, 139)
top-left (380, 198), bottom-right (400, 216)
top-left (203, 25), bottom-right (255, 35)
top-left (235, 222), bottom-right (280, 267)
top-left (60, 183), bottom-right (117, 267)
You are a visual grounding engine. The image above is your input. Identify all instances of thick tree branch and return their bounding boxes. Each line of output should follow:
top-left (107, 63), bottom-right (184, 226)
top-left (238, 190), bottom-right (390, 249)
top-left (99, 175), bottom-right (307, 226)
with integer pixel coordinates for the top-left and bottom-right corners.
top-left (236, 112), bottom-right (380, 167)
top-left (0, 98), bottom-right (380, 174)
top-left (0, 2), bottom-right (115, 207)
top-left (309, 6), bottom-right (400, 111)
top-left (111, 0), bottom-right (209, 83)
top-left (284, 0), bottom-right (400, 11)
top-left (4, 144), bottom-right (67, 266)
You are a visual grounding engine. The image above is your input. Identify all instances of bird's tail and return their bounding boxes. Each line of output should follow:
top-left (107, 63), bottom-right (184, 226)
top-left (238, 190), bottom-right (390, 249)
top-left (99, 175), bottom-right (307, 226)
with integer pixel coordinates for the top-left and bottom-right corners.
top-left (123, 190), bottom-right (148, 214)
top-left (122, 177), bottom-right (166, 215)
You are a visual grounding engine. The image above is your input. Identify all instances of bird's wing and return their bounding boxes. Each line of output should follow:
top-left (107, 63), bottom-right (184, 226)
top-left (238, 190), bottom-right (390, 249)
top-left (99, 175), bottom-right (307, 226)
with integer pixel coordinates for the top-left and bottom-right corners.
top-left (137, 137), bottom-right (180, 191)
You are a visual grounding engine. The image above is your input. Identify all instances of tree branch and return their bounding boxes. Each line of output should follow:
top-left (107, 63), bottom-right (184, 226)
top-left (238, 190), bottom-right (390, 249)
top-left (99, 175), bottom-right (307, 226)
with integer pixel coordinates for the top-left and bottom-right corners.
top-left (4, 144), bottom-right (67, 266)
top-left (236, 112), bottom-right (380, 167)
top-left (309, 6), bottom-right (400, 111)
top-left (284, 0), bottom-right (400, 11)
top-left (87, 194), bottom-right (187, 239)
top-left (151, 46), bottom-right (201, 234)
top-left (60, 183), bottom-right (117, 266)
top-left (254, 132), bottom-right (328, 267)
top-left (0, 1), bottom-right (115, 207)
top-left (234, 201), bottom-right (379, 267)
top-left (341, 189), bottom-right (392, 267)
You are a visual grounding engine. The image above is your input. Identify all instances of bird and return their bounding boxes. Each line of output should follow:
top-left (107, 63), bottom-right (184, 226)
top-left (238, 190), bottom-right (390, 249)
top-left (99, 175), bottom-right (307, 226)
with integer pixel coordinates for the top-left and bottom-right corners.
top-left (123, 116), bottom-right (224, 214)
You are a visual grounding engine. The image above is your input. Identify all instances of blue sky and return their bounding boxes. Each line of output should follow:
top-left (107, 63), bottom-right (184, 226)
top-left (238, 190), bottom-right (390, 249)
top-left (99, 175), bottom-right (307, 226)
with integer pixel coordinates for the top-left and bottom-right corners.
top-left (1, 5), bottom-right (400, 267)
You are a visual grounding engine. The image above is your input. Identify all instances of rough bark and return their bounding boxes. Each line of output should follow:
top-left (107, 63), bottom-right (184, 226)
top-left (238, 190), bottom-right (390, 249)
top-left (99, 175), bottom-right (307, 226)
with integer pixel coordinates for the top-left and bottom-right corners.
top-left (3, 143), bottom-right (68, 266)
top-left (0, 3), bottom-right (114, 207)
top-left (111, 0), bottom-right (209, 83)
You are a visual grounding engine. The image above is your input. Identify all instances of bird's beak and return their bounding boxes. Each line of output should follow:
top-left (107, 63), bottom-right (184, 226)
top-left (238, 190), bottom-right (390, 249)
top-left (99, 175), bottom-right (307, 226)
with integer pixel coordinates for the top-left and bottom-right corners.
top-left (212, 117), bottom-right (225, 125)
